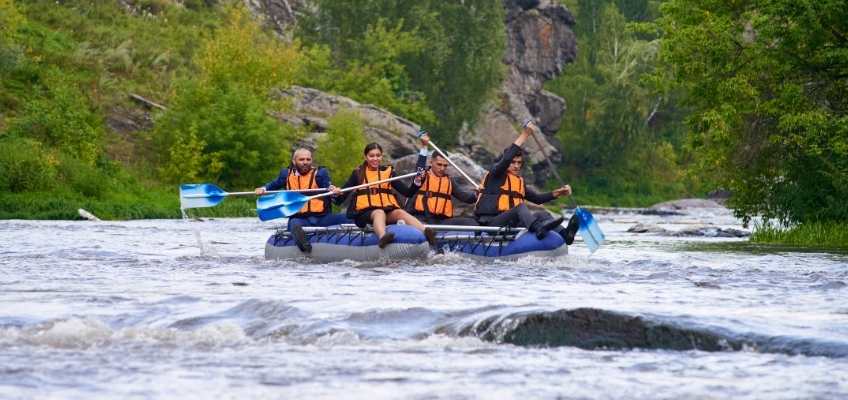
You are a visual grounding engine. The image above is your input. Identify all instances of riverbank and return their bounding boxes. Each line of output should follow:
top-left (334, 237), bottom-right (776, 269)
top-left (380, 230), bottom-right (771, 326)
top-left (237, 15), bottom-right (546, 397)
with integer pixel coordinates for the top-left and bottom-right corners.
top-left (0, 190), bottom-right (255, 220)
top-left (751, 222), bottom-right (848, 251)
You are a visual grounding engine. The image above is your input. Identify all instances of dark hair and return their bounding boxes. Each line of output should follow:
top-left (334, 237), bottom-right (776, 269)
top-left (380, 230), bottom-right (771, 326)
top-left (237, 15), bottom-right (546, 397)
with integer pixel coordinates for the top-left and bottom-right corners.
top-left (363, 142), bottom-right (383, 155)
top-left (493, 149), bottom-right (524, 164)
top-left (357, 142), bottom-right (385, 183)
top-left (431, 152), bottom-right (447, 161)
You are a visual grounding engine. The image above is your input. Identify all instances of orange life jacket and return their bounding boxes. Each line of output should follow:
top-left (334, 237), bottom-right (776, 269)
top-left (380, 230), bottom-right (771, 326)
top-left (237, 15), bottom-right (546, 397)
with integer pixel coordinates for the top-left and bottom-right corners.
top-left (286, 167), bottom-right (325, 214)
top-left (477, 172), bottom-right (525, 212)
top-left (413, 171), bottom-right (453, 217)
top-left (354, 166), bottom-right (400, 211)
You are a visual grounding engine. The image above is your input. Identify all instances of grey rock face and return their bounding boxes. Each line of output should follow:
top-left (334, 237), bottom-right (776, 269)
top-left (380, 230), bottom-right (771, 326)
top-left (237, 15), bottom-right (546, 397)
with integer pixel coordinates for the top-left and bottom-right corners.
top-left (271, 86), bottom-right (422, 160)
top-left (244, 0), bottom-right (309, 36)
top-left (462, 0), bottom-right (576, 175)
top-left (627, 223), bottom-right (667, 234)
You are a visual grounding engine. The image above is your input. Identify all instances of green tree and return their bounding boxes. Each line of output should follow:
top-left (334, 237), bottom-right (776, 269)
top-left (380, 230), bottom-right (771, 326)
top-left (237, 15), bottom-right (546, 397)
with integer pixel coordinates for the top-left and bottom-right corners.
top-left (547, 1), bottom-right (689, 203)
top-left (316, 110), bottom-right (368, 184)
top-left (655, 0), bottom-right (848, 224)
top-left (152, 4), bottom-right (301, 188)
top-left (298, 0), bottom-right (505, 143)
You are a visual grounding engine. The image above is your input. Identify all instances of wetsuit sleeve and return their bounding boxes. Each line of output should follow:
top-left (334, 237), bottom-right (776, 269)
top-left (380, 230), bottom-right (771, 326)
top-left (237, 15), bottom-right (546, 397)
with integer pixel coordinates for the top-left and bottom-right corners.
top-left (315, 167), bottom-right (331, 188)
top-left (264, 168), bottom-right (289, 191)
top-left (526, 186), bottom-right (556, 205)
top-left (490, 144), bottom-right (523, 178)
top-left (333, 170), bottom-right (359, 205)
top-left (416, 151), bottom-right (428, 170)
top-left (451, 177), bottom-right (478, 204)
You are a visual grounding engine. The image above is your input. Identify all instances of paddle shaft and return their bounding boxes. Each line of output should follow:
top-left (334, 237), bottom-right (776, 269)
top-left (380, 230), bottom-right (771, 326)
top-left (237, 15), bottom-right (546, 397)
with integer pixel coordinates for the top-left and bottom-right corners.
top-left (409, 130), bottom-right (480, 189)
top-left (425, 141), bottom-right (480, 189)
top-left (528, 127), bottom-right (578, 208)
top-left (182, 188), bottom-right (325, 198)
top-left (299, 172), bottom-right (418, 202)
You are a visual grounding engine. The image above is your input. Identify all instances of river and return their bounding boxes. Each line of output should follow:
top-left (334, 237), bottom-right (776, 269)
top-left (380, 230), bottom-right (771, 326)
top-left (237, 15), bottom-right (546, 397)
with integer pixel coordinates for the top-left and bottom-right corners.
top-left (1, 206), bottom-right (847, 399)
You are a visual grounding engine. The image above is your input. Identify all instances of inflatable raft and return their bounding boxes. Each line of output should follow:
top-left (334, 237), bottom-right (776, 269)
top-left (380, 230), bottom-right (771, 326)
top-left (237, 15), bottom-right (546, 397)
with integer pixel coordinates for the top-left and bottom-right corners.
top-left (265, 224), bottom-right (430, 262)
top-left (433, 226), bottom-right (568, 260)
top-left (265, 224), bottom-right (567, 262)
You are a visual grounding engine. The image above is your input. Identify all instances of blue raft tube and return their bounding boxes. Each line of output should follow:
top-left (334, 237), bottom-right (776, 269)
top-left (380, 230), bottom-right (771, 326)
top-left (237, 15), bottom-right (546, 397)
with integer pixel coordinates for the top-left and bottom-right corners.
top-left (265, 224), bottom-right (567, 262)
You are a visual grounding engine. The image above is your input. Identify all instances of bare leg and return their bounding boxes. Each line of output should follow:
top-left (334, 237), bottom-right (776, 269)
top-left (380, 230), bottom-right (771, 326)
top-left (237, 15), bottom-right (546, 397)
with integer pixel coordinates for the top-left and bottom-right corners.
top-left (371, 209), bottom-right (387, 238)
top-left (387, 209), bottom-right (426, 232)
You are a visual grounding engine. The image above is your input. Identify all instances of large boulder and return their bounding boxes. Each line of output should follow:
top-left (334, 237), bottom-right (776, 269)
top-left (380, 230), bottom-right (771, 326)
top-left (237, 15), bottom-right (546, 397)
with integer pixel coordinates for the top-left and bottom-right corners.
top-left (271, 86), bottom-right (422, 160)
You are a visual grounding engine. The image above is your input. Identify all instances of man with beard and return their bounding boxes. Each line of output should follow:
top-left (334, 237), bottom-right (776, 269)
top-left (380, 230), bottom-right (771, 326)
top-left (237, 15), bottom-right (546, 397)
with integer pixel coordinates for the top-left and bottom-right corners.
top-left (255, 148), bottom-right (350, 253)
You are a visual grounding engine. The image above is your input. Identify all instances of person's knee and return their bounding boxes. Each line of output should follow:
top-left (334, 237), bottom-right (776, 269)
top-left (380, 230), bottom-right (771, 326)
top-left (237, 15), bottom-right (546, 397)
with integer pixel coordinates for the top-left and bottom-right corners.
top-left (372, 209), bottom-right (386, 219)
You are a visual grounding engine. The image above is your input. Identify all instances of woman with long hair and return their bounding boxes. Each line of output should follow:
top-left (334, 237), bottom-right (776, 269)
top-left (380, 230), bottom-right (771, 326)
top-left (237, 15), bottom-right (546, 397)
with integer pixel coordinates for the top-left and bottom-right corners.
top-left (334, 143), bottom-right (436, 248)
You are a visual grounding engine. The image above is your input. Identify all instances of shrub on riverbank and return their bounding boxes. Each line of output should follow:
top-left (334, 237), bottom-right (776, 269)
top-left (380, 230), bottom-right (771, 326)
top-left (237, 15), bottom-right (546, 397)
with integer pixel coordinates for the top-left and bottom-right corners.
top-left (751, 222), bottom-right (848, 250)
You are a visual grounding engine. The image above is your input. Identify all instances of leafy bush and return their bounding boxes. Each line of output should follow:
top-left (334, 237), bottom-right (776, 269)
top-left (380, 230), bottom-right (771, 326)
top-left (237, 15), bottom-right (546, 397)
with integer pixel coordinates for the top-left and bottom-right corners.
top-left (0, 0), bottom-right (23, 46)
top-left (656, 0), bottom-right (848, 224)
top-left (547, 1), bottom-right (692, 206)
top-left (56, 153), bottom-right (110, 198)
top-left (152, 4), bottom-right (302, 189)
top-left (316, 110), bottom-right (368, 184)
top-left (0, 137), bottom-right (58, 192)
top-left (6, 70), bottom-right (104, 165)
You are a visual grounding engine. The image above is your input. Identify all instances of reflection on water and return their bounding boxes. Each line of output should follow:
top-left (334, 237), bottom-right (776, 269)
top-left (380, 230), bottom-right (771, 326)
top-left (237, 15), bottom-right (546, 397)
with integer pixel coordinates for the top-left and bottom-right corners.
top-left (1, 208), bottom-right (847, 399)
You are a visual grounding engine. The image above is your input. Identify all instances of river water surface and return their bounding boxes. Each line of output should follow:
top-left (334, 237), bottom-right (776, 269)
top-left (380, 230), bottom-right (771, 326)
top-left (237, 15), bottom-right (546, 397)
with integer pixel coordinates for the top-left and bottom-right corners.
top-left (1, 207), bottom-right (847, 399)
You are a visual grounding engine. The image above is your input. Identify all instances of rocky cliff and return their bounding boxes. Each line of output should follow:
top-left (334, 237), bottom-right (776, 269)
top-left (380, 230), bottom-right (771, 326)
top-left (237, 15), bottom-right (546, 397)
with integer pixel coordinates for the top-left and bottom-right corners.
top-left (460, 0), bottom-right (576, 179)
top-left (249, 0), bottom-right (577, 182)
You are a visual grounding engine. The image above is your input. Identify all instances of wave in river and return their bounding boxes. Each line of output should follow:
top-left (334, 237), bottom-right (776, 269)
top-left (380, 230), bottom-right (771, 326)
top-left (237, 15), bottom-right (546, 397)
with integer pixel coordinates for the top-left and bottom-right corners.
top-left (2, 299), bottom-right (846, 358)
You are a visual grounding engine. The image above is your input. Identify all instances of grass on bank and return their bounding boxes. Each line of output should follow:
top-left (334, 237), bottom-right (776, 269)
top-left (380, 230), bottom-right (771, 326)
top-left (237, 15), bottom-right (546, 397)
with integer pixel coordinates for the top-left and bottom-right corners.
top-left (750, 222), bottom-right (848, 250)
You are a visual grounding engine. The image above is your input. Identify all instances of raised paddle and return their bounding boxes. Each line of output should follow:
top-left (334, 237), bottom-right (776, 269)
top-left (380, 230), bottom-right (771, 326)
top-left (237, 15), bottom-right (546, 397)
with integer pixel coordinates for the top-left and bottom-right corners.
top-left (525, 120), bottom-right (605, 253)
top-left (179, 183), bottom-right (325, 210)
top-left (416, 129), bottom-right (480, 189)
top-left (256, 172), bottom-right (418, 221)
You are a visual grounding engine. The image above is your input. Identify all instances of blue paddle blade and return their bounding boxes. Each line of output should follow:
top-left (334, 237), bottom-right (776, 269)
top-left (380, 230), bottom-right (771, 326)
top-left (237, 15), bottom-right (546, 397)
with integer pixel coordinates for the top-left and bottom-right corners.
top-left (256, 200), bottom-right (309, 221)
top-left (179, 184), bottom-right (227, 209)
top-left (256, 192), bottom-right (310, 221)
top-left (256, 191), bottom-right (310, 210)
top-left (575, 207), bottom-right (605, 253)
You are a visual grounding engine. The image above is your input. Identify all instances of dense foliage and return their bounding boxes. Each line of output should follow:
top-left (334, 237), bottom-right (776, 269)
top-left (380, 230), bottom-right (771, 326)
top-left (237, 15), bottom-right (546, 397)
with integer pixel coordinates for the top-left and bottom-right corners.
top-left (655, 0), bottom-right (848, 225)
top-left (0, 0), bottom-right (225, 218)
top-left (316, 110), bottom-right (368, 184)
top-left (298, 0), bottom-right (506, 144)
top-left (151, 5), bottom-right (301, 188)
top-left (545, 0), bottom-right (693, 206)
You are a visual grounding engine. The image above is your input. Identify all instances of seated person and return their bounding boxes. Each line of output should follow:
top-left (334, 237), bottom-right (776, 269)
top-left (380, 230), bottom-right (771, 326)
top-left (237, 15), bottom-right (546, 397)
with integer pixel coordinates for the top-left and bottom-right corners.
top-left (474, 121), bottom-right (573, 240)
top-left (256, 148), bottom-right (351, 253)
top-left (334, 143), bottom-right (437, 248)
top-left (405, 133), bottom-right (478, 226)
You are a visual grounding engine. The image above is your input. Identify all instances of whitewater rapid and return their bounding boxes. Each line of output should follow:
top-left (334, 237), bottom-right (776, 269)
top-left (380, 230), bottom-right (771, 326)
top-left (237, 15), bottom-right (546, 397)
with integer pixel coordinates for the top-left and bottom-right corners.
top-left (1, 207), bottom-right (846, 399)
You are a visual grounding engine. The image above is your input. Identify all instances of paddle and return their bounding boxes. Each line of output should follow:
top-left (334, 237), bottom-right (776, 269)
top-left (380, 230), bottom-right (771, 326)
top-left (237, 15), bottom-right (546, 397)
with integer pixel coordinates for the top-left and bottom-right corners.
top-left (179, 183), bottom-right (325, 210)
top-left (416, 129), bottom-right (480, 189)
top-left (525, 120), bottom-right (605, 253)
top-left (256, 172), bottom-right (418, 221)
